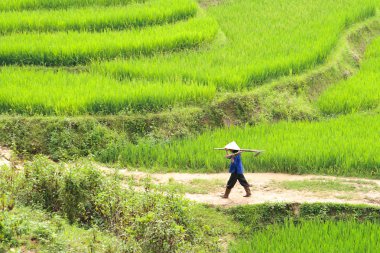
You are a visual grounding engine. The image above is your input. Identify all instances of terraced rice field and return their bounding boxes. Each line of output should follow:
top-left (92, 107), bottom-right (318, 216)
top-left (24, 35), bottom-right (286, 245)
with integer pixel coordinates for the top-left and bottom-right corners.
top-left (0, 0), bottom-right (219, 114)
top-left (0, 16), bottom-right (217, 66)
top-left (1, 1), bottom-right (380, 252)
top-left (0, 0), bottom-right (378, 174)
top-left (229, 219), bottom-right (380, 253)
top-left (0, 0), bottom-right (378, 114)
top-left (0, 0), bottom-right (143, 10)
top-left (0, 0), bottom-right (214, 67)
top-left (96, 0), bottom-right (377, 89)
top-left (0, 67), bottom-right (215, 115)
top-left (0, 0), bottom-right (197, 33)
top-left (318, 36), bottom-right (380, 114)
top-left (99, 112), bottom-right (380, 177)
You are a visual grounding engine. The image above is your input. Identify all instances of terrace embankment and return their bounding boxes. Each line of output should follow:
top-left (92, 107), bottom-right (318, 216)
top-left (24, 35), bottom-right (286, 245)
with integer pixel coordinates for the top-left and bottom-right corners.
top-left (226, 203), bottom-right (380, 230)
top-left (0, 108), bottom-right (205, 160)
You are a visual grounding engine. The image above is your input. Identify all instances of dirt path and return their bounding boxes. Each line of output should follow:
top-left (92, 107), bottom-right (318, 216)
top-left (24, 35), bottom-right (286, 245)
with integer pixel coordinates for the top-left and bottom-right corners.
top-left (0, 146), bottom-right (11, 167)
top-left (102, 168), bottom-right (380, 207)
top-left (1, 146), bottom-right (379, 207)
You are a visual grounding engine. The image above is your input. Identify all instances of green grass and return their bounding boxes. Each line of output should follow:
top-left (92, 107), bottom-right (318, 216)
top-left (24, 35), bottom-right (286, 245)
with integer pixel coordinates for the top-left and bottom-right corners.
top-left (95, 0), bottom-right (377, 89)
top-left (277, 179), bottom-right (356, 192)
top-left (190, 204), bottom-right (241, 248)
top-left (0, 0), bottom-right (197, 33)
top-left (317, 36), bottom-right (380, 114)
top-left (228, 219), bottom-right (380, 253)
top-left (0, 15), bottom-right (218, 66)
top-left (0, 0), bottom-right (142, 11)
top-left (276, 178), bottom-right (380, 192)
top-left (0, 206), bottom-right (124, 252)
top-left (98, 112), bottom-right (380, 177)
top-left (154, 178), bottom-right (225, 194)
top-left (0, 67), bottom-right (216, 115)
top-left (187, 178), bottom-right (225, 193)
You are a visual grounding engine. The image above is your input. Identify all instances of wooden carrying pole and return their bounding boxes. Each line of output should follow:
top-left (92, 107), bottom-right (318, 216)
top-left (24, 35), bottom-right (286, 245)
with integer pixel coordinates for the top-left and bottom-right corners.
top-left (214, 148), bottom-right (264, 155)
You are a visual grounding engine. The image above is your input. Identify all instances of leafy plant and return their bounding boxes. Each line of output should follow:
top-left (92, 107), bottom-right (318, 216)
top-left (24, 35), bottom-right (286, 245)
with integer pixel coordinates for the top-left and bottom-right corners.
top-left (2, 156), bottom-right (221, 252)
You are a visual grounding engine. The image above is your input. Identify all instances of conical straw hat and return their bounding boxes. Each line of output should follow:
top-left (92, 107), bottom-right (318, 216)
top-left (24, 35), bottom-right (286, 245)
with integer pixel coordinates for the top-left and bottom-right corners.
top-left (224, 141), bottom-right (240, 151)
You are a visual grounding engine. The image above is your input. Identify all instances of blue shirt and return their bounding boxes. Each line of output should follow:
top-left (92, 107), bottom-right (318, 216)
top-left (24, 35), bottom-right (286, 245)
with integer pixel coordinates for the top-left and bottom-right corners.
top-left (229, 154), bottom-right (244, 174)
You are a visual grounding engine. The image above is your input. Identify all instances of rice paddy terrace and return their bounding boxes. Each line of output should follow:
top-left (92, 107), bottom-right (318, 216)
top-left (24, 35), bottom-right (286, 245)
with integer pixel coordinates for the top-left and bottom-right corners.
top-left (1, 0), bottom-right (380, 252)
top-left (0, 0), bottom-right (377, 116)
top-left (2, 0), bottom-right (378, 176)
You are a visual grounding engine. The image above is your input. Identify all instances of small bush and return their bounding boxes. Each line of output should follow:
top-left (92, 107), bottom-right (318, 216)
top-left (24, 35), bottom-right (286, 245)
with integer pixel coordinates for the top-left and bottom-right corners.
top-left (19, 156), bottom-right (64, 212)
top-left (61, 163), bottom-right (104, 224)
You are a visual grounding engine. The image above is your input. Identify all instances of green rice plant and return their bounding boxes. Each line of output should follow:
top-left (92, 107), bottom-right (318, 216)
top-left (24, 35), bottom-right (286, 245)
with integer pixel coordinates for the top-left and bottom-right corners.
top-left (0, 67), bottom-right (216, 115)
top-left (317, 37), bottom-right (380, 114)
top-left (94, 0), bottom-right (377, 90)
top-left (0, 0), bottom-right (197, 33)
top-left (0, 0), bottom-right (142, 11)
top-left (228, 219), bottom-right (380, 253)
top-left (0, 15), bottom-right (218, 66)
top-left (98, 112), bottom-right (380, 178)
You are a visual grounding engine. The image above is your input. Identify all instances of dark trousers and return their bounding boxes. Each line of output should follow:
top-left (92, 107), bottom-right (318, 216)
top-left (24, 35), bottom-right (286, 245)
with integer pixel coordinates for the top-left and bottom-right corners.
top-left (227, 173), bottom-right (249, 189)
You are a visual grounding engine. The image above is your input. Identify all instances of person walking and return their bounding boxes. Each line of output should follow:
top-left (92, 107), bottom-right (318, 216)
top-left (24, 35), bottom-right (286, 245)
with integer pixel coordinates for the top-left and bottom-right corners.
top-left (221, 142), bottom-right (251, 198)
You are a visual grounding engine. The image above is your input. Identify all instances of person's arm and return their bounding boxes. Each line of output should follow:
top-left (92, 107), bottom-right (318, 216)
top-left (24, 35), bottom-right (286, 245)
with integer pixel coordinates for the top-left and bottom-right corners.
top-left (225, 151), bottom-right (243, 159)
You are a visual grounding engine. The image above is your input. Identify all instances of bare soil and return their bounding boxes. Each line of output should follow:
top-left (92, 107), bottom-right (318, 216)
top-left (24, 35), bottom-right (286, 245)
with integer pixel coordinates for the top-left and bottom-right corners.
top-left (0, 146), bottom-right (11, 167)
top-left (102, 168), bottom-right (380, 207)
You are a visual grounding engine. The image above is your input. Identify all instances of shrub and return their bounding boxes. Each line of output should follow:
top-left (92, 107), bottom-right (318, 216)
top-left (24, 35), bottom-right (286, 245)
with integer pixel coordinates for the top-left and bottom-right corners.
top-left (61, 163), bottom-right (104, 224)
top-left (3, 156), bottom-right (220, 252)
top-left (19, 156), bottom-right (64, 212)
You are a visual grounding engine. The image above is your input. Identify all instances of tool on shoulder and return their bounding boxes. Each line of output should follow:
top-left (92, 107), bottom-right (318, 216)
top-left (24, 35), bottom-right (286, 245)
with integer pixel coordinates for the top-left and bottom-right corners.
top-left (214, 141), bottom-right (264, 157)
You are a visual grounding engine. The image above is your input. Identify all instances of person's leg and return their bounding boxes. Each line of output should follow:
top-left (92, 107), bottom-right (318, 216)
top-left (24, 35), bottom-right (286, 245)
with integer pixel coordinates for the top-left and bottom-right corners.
top-left (222, 173), bottom-right (238, 198)
top-left (227, 173), bottom-right (238, 189)
top-left (237, 174), bottom-right (251, 197)
top-left (237, 174), bottom-right (249, 187)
